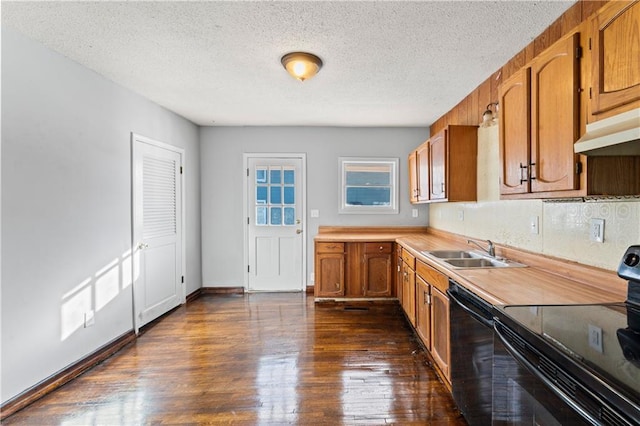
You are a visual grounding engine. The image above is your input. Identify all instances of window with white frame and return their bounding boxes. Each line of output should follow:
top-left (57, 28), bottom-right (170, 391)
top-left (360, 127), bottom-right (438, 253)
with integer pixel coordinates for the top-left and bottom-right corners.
top-left (338, 157), bottom-right (399, 214)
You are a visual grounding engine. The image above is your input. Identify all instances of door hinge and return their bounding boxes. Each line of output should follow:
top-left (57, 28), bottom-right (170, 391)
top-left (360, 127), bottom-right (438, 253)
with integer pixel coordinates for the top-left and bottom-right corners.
top-left (247, 217), bottom-right (250, 225)
top-left (181, 276), bottom-right (184, 284)
top-left (248, 265), bottom-right (250, 273)
top-left (576, 46), bottom-right (583, 59)
top-left (180, 166), bottom-right (183, 174)
top-left (589, 87), bottom-right (592, 99)
top-left (588, 37), bottom-right (592, 50)
top-left (576, 161), bottom-right (583, 175)
top-left (247, 168), bottom-right (250, 177)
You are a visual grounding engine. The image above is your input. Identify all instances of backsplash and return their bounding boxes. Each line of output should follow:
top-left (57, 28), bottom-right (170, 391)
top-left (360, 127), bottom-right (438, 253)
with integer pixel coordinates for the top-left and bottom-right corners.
top-left (428, 127), bottom-right (640, 271)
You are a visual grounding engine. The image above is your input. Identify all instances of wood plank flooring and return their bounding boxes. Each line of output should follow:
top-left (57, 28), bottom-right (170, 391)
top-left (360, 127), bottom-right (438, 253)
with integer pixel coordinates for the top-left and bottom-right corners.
top-left (3, 293), bottom-right (466, 425)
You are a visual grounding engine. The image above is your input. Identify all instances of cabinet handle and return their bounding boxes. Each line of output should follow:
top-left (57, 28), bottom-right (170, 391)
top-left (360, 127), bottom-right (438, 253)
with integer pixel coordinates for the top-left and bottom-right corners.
top-left (529, 162), bottom-right (537, 181)
top-left (441, 182), bottom-right (445, 193)
top-left (379, 246), bottom-right (384, 251)
top-left (335, 283), bottom-right (340, 289)
top-left (519, 162), bottom-right (528, 184)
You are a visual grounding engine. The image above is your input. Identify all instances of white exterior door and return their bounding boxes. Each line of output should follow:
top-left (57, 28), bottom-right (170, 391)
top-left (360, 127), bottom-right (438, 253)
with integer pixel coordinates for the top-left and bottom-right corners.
top-left (246, 155), bottom-right (305, 292)
top-left (132, 133), bottom-right (184, 329)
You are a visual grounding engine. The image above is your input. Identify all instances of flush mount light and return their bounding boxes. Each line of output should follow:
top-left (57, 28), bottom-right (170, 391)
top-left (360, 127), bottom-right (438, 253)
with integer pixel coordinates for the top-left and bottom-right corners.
top-left (281, 52), bottom-right (323, 82)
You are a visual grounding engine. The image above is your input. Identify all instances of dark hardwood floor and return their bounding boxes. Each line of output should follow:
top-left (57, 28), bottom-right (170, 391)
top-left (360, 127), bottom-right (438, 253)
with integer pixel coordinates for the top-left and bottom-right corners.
top-left (3, 293), bottom-right (466, 425)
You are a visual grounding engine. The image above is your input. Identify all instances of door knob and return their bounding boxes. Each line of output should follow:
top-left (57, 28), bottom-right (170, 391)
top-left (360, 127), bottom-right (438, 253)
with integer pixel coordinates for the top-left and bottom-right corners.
top-left (138, 242), bottom-right (149, 250)
top-left (296, 229), bottom-right (303, 234)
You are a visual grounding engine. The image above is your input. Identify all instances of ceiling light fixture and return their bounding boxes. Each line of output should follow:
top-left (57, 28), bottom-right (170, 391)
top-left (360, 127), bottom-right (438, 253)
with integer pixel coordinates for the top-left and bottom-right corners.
top-left (281, 52), bottom-right (323, 82)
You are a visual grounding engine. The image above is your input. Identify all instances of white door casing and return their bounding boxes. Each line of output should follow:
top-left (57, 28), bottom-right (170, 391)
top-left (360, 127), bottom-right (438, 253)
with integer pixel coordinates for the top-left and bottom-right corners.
top-left (132, 133), bottom-right (185, 331)
top-left (244, 154), bottom-right (306, 292)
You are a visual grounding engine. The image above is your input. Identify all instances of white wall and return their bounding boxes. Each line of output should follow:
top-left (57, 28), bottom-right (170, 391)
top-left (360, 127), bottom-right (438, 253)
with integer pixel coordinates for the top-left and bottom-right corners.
top-left (1, 27), bottom-right (202, 403)
top-left (200, 126), bottom-right (429, 287)
top-left (429, 126), bottom-right (640, 272)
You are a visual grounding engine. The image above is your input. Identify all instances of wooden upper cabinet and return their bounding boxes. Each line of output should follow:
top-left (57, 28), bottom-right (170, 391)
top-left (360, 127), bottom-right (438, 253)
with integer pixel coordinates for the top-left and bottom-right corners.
top-left (416, 143), bottom-right (430, 203)
top-left (531, 32), bottom-right (580, 193)
top-left (499, 31), bottom-right (581, 198)
top-left (499, 67), bottom-right (531, 195)
top-left (409, 142), bottom-right (430, 204)
top-left (590, 0), bottom-right (640, 118)
top-left (429, 130), bottom-right (447, 201)
top-left (408, 151), bottom-right (418, 204)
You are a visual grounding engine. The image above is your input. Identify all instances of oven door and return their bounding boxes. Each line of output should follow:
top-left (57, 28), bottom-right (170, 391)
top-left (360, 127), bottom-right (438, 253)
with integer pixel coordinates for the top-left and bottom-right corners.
top-left (493, 320), bottom-right (590, 425)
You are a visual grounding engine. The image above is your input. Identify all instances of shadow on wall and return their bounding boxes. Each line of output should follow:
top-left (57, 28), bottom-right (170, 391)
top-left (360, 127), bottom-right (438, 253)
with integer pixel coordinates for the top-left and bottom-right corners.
top-left (60, 249), bottom-right (136, 341)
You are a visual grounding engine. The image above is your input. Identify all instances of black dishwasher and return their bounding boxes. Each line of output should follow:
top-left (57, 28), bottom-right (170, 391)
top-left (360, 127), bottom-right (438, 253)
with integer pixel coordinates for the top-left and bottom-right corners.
top-left (448, 280), bottom-right (494, 425)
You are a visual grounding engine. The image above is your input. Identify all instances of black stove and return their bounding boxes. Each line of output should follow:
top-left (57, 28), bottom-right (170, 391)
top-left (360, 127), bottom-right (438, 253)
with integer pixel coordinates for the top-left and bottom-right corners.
top-left (493, 246), bottom-right (640, 425)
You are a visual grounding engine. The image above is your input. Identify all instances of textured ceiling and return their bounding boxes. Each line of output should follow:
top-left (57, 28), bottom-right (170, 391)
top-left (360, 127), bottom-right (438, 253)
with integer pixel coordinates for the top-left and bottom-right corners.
top-left (2, 1), bottom-right (575, 127)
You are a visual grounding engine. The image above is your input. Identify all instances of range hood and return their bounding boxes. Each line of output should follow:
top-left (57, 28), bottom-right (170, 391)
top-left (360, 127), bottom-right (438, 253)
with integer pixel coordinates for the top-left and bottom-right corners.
top-left (574, 107), bottom-right (640, 156)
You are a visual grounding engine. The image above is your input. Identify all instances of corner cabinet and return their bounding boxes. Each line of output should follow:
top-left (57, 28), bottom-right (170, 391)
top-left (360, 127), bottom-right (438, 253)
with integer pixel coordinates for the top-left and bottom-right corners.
top-left (409, 125), bottom-right (478, 204)
top-left (499, 32), bottom-right (581, 197)
top-left (314, 240), bottom-right (394, 299)
top-left (589, 0), bottom-right (640, 119)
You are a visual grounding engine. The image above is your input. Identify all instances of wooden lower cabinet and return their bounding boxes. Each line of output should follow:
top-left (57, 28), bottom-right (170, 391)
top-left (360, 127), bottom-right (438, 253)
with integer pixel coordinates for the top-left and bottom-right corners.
top-left (400, 248), bottom-right (416, 326)
top-left (315, 242), bottom-right (346, 297)
top-left (416, 275), bottom-right (431, 350)
top-left (415, 259), bottom-right (451, 384)
top-left (430, 286), bottom-right (451, 381)
top-left (314, 240), bottom-right (394, 298)
top-left (396, 245), bottom-right (404, 306)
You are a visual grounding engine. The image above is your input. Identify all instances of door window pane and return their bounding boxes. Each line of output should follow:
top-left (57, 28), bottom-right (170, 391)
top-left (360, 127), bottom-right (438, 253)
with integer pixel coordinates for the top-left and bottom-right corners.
top-left (284, 186), bottom-right (295, 205)
top-left (270, 186), bottom-right (282, 204)
top-left (256, 168), bottom-right (267, 184)
top-left (284, 207), bottom-right (295, 225)
top-left (256, 207), bottom-right (267, 225)
top-left (256, 186), bottom-right (268, 204)
top-left (270, 169), bottom-right (281, 184)
top-left (270, 207), bottom-right (282, 225)
top-left (284, 169), bottom-right (295, 185)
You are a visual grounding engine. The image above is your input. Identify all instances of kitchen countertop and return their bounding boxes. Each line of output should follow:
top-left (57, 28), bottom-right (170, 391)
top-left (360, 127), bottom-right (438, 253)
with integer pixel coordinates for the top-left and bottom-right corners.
top-left (314, 226), bottom-right (628, 306)
top-left (396, 233), bottom-right (628, 306)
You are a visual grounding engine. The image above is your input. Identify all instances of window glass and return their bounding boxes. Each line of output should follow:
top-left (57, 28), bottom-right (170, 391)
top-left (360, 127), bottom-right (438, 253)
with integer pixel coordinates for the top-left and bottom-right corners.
top-left (284, 169), bottom-right (295, 185)
top-left (270, 169), bottom-right (281, 184)
top-left (256, 186), bottom-right (268, 204)
top-left (270, 207), bottom-right (282, 225)
top-left (339, 158), bottom-right (398, 214)
top-left (284, 207), bottom-right (295, 225)
top-left (270, 186), bottom-right (282, 204)
top-left (283, 186), bottom-right (295, 205)
top-left (256, 168), bottom-right (267, 184)
top-left (256, 207), bottom-right (267, 225)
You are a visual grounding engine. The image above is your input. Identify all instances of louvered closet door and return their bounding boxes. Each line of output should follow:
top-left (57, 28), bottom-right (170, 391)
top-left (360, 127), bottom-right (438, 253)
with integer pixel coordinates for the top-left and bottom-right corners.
top-left (132, 134), bottom-right (183, 328)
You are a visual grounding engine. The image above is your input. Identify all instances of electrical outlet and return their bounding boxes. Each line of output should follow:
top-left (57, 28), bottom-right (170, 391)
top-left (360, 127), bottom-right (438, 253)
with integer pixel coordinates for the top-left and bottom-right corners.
top-left (588, 324), bottom-right (603, 353)
top-left (530, 216), bottom-right (539, 235)
top-left (457, 210), bottom-right (464, 221)
top-left (590, 218), bottom-right (605, 243)
top-left (412, 209), bottom-right (419, 218)
top-left (84, 310), bottom-right (95, 328)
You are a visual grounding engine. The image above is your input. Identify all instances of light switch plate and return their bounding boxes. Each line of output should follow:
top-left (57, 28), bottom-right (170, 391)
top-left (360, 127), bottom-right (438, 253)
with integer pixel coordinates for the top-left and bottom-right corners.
top-left (310, 209), bottom-right (319, 218)
top-left (412, 209), bottom-right (419, 218)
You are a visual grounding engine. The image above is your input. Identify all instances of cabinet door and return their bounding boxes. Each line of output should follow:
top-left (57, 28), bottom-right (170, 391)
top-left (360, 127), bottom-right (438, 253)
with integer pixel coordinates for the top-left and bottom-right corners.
top-left (416, 276), bottom-right (431, 351)
top-left (429, 129), bottom-right (447, 201)
top-left (430, 287), bottom-right (450, 381)
top-left (363, 250), bottom-right (392, 297)
top-left (408, 151), bottom-right (419, 204)
top-left (416, 142), bottom-right (430, 202)
top-left (531, 33), bottom-right (580, 193)
top-left (396, 247), bottom-right (404, 305)
top-left (499, 68), bottom-right (531, 195)
top-left (316, 253), bottom-right (345, 297)
top-left (402, 263), bottom-right (416, 327)
top-left (591, 0), bottom-right (640, 116)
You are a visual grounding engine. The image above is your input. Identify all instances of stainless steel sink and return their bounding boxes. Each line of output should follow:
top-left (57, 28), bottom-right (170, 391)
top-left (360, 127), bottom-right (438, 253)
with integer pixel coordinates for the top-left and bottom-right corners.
top-left (425, 250), bottom-right (475, 259)
top-left (445, 258), bottom-right (506, 268)
top-left (422, 249), bottom-right (527, 269)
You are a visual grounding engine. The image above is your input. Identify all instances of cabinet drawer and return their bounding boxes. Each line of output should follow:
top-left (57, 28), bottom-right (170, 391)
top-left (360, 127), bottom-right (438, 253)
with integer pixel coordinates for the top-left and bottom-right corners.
top-left (364, 242), bottom-right (393, 254)
top-left (316, 242), bottom-right (344, 253)
top-left (416, 260), bottom-right (449, 294)
top-left (402, 248), bottom-right (416, 269)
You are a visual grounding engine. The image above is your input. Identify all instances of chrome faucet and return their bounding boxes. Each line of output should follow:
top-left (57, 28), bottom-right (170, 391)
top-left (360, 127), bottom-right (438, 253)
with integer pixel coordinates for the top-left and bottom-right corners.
top-left (467, 238), bottom-right (495, 257)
